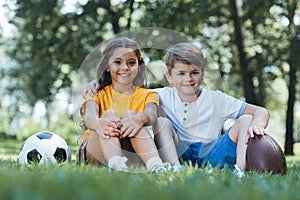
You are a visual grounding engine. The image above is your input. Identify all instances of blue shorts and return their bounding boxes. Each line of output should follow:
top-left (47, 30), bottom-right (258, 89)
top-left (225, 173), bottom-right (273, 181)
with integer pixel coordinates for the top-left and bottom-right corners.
top-left (179, 131), bottom-right (236, 169)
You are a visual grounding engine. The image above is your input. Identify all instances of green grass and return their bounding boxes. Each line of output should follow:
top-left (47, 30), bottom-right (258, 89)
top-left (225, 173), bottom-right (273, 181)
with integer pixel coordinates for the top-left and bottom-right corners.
top-left (1, 139), bottom-right (300, 200)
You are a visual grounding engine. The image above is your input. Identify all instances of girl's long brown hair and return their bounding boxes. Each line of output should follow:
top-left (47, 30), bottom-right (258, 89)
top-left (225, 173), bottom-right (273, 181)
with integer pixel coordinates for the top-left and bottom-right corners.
top-left (96, 37), bottom-right (147, 89)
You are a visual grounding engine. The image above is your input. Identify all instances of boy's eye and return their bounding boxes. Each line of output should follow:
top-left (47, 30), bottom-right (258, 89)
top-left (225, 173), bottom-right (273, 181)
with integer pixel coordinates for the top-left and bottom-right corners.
top-left (192, 71), bottom-right (200, 75)
top-left (114, 60), bottom-right (121, 64)
top-left (176, 72), bottom-right (185, 76)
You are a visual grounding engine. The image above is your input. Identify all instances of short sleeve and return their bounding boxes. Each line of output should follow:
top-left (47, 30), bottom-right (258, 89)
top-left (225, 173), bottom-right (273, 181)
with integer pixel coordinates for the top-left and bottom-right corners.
top-left (81, 92), bottom-right (100, 116)
top-left (145, 91), bottom-right (159, 106)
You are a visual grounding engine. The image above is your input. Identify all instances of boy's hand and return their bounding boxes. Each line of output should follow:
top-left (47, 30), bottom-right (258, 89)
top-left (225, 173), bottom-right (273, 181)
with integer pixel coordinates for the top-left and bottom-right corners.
top-left (82, 79), bottom-right (99, 99)
top-left (246, 124), bottom-right (266, 143)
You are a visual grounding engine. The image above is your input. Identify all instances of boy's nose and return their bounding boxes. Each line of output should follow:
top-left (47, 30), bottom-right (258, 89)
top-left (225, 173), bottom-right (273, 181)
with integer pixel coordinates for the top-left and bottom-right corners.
top-left (185, 74), bottom-right (194, 81)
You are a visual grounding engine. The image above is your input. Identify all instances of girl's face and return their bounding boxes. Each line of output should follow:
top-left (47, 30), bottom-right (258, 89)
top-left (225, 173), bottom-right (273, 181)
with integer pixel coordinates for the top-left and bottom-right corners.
top-left (107, 47), bottom-right (139, 87)
top-left (166, 62), bottom-right (204, 102)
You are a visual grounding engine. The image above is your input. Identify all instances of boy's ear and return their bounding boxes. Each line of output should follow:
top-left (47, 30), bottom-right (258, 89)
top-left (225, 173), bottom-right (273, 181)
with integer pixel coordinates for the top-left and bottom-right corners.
top-left (166, 72), bottom-right (173, 84)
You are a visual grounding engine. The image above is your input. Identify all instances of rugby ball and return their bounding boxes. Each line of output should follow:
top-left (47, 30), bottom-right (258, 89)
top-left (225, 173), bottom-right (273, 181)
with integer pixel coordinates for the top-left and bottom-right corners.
top-left (246, 134), bottom-right (287, 175)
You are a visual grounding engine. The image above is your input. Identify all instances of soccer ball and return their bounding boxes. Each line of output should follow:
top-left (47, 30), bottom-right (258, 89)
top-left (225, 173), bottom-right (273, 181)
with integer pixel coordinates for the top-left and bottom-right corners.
top-left (18, 131), bottom-right (72, 165)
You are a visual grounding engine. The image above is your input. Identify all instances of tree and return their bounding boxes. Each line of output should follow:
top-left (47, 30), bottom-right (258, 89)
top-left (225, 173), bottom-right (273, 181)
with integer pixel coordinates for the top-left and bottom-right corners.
top-left (5, 0), bottom-right (141, 126)
top-left (139, 0), bottom-right (300, 153)
top-left (283, 0), bottom-right (300, 155)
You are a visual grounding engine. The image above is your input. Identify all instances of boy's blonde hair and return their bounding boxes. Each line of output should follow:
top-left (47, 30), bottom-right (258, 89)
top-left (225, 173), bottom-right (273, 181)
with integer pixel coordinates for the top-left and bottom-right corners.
top-left (164, 42), bottom-right (205, 73)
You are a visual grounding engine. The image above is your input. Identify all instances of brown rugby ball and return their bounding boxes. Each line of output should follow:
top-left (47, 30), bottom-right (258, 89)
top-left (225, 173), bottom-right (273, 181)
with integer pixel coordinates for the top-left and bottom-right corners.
top-left (246, 134), bottom-right (287, 175)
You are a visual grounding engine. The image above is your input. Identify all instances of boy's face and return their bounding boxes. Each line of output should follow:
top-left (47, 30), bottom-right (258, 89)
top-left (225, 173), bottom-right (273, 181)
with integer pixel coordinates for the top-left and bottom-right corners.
top-left (166, 62), bottom-right (204, 101)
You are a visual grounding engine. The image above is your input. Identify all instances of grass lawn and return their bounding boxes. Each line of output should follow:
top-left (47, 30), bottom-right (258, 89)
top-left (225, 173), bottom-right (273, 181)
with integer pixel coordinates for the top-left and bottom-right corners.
top-left (1, 138), bottom-right (300, 200)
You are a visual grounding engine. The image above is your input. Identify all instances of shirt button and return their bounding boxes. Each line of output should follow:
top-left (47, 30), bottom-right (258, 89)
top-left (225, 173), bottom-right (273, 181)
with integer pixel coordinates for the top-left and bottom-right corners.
top-left (185, 103), bottom-right (188, 106)
top-left (184, 110), bottom-right (187, 113)
top-left (183, 118), bottom-right (187, 121)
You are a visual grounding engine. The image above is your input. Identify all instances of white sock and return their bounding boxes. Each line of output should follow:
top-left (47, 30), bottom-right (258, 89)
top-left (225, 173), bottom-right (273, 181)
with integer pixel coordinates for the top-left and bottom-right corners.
top-left (146, 156), bottom-right (163, 172)
top-left (108, 156), bottom-right (128, 169)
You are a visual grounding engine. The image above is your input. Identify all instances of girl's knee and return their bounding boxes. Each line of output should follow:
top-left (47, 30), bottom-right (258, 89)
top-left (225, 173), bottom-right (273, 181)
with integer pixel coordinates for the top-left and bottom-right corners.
top-left (153, 117), bottom-right (173, 132)
top-left (122, 110), bottom-right (136, 118)
top-left (102, 109), bottom-right (120, 118)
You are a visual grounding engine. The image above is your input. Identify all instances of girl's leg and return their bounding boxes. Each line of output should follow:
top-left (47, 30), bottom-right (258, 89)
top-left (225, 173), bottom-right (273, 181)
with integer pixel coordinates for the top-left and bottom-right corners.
top-left (86, 131), bottom-right (123, 163)
top-left (86, 110), bottom-right (128, 170)
top-left (153, 117), bottom-right (180, 166)
top-left (130, 127), bottom-right (165, 170)
top-left (121, 111), bottom-right (165, 171)
top-left (228, 115), bottom-right (253, 171)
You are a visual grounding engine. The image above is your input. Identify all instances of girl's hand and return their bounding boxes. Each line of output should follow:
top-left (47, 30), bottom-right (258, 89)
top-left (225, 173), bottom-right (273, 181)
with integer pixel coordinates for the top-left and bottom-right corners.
top-left (96, 117), bottom-right (121, 139)
top-left (118, 111), bottom-right (145, 138)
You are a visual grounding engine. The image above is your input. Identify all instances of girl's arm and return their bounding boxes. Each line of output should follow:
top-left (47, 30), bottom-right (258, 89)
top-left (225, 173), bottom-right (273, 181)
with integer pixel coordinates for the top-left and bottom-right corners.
top-left (119, 102), bottom-right (158, 138)
top-left (83, 100), bottom-right (121, 139)
top-left (243, 104), bottom-right (270, 138)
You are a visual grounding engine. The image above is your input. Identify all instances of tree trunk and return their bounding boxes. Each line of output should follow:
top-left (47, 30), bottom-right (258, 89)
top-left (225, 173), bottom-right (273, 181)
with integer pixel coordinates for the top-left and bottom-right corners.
top-left (229, 0), bottom-right (261, 105)
top-left (284, 67), bottom-right (296, 155)
top-left (284, 0), bottom-right (298, 155)
top-left (284, 37), bottom-right (300, 155)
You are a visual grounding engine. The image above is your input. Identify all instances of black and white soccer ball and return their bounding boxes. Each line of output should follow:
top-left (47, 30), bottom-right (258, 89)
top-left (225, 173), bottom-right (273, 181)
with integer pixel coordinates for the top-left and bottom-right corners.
top-left (18, 131), bottom-right (72, 165)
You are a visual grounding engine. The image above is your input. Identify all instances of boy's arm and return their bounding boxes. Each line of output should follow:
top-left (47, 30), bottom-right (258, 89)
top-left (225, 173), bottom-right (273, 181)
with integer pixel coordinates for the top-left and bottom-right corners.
top-left (82, 79), bottom-right (99, 98)
top-left (243, 104), bottom-right (270, 138)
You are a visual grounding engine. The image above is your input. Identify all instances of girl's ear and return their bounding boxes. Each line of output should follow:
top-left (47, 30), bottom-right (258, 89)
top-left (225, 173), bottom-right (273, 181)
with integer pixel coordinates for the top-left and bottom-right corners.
top-left (106, 67), bottom-right (110, 72)
top-left (166, 72), bottom-right (173, 85)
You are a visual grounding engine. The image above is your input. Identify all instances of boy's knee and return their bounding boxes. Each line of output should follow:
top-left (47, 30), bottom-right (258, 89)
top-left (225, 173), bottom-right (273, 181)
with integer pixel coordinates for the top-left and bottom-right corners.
top-left (237, 115), bottom-right (253, 124)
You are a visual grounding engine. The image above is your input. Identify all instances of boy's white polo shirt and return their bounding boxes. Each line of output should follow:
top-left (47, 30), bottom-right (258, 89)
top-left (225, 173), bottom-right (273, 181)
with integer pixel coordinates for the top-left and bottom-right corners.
top-left (154, 87), bottom-right (247, 144)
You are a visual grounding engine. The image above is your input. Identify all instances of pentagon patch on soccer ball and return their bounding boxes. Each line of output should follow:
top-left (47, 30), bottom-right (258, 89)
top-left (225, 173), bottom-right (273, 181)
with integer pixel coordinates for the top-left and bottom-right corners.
top-left (18, 131), bottom-right (72, 165)
top-left (246, 134), bottom-right (287, 175)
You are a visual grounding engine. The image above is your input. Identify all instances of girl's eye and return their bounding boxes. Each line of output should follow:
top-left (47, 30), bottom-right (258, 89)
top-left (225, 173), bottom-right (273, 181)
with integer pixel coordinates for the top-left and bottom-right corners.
top-left (192, 71), bottom-right (200, 75)
top-left (114, 60), bottom-right (121, 64)
top-left (128, 61), bottom-right (136, 66)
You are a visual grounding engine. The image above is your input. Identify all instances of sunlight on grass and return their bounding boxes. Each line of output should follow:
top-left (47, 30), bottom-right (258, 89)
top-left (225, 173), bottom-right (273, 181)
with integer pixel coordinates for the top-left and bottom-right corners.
top-left (1, 139), bottom-right (300, 200)
top-left (0, 159), bottom-right (299, 200)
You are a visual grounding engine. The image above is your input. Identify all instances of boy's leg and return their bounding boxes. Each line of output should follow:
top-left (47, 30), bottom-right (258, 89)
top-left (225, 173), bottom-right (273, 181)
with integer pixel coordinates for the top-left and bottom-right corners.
top-left (228, 115), bottom-right (253, 171)
top-left (153, 117), bottom-right (181, 166)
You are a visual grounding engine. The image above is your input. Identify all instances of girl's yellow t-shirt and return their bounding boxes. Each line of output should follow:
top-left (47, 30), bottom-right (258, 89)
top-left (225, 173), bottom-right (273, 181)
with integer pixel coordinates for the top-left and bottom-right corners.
top-left (80, 85), bottom-right (159, 143)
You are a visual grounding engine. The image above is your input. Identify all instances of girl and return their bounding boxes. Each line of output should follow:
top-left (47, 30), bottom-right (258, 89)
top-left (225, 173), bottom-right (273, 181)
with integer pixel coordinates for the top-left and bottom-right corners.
top-left (77, 37), bottom-right (181, 172)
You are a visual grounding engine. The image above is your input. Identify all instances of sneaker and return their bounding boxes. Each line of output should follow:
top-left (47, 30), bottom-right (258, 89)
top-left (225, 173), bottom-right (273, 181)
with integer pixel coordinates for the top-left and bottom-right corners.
top-left (108, 156), bottom-right (129, 172)
top-left (233, 164), bottom-right (245, 178)
top-left (171, 165), bottom-right (186, 172)
top-left (150, 162), bottom-right (172, 173)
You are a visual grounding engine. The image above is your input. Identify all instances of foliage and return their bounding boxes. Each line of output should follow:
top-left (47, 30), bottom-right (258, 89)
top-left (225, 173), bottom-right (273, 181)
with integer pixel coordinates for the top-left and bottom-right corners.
top-left (139, 0), bottom-right (299, 107)
top-left (1, 0), bottom-right (300, 152)
top-left (0, 158), bottom-right (300, 200)
top-left (13, 111), bottom-right (79, 145)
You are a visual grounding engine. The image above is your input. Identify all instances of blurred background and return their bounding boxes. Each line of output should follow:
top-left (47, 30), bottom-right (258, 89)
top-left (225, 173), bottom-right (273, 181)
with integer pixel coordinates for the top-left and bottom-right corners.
top-left (0, 0), bottom-right (299, 156)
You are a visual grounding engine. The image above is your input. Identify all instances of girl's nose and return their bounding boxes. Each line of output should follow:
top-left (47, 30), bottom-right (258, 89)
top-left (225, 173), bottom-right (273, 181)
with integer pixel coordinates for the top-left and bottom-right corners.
top-left (121, 63), bottom-right (130, 70)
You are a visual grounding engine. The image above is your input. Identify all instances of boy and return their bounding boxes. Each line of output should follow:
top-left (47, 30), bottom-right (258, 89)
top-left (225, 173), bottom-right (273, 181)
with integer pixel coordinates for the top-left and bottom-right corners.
top-left (83, 42), bottom-right (269, 176)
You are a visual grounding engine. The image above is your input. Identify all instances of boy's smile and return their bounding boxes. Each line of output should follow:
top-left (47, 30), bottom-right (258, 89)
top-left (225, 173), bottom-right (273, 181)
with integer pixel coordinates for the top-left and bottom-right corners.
top-left (166, 62), bottom-right (204, 102)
